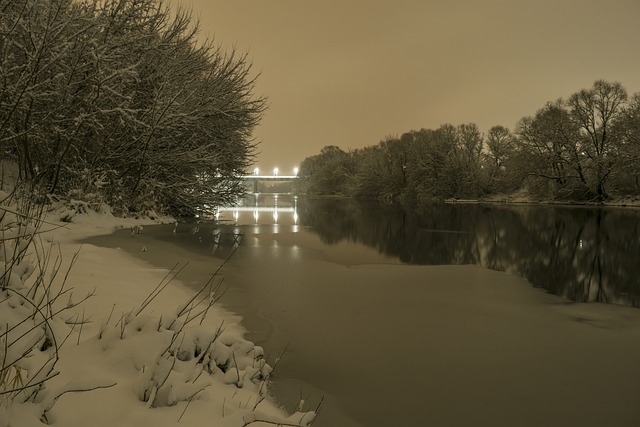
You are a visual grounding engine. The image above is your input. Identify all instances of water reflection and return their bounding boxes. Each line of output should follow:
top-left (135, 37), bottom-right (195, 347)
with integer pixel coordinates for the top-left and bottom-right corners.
top-left (296, 198), bottom-right (640, 308)
top-left (206, 195), bottom-right (640, 307)
top-left (175, 194), bottom-right (299, 259)
top-left (216, 194), bottom-right (299, 226)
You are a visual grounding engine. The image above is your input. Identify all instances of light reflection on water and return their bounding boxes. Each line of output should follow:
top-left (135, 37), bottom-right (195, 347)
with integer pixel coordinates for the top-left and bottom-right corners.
top-left (210, 194), bottom-right (640, 308)
top-left (215, 193), bottom-right (299, 227)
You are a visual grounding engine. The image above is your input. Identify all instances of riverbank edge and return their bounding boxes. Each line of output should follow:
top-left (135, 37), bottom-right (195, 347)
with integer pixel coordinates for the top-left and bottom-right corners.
top-left (295, 192), bottom-right (640, 209)
top-left (446, 198), bottom-right (640, 209)
top-left (1, 204), bottom-right (314, 427)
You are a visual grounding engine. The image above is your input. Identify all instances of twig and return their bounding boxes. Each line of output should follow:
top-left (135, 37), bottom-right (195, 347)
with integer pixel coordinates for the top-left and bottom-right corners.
top-left (252, 396), bottom-right (265, 411)
top-left (0, 205), bottom-right (69, 230)
top-left (119, 313), bottom-right (127, 339)
top-left (76, 308), bottom-right (85, 345)
top-left (177, 388), bottom-right (205, 422)
top-left (135, 262), bottom-right (188, 317)
top-left (258, 343), bottom-right (289, 396)
top-left (232, 351), bottom-right (241, 387)
top-left (42, 381), bottom-right (117, 412)
top-left (157, 314), bottom-right (163, 332)
top-left (58, 314), bottom-right (80, 349)
top-left (196, 321), bottom-right (225, 365)
top-left (156, 353), bottom-right (177, 393)
top-left (0, 371), bottom-right (60, 396)
top-left (1, 288), bottom-right (59, 368)
top-left (310, 396), bottom-right (325, 426)
top-left (106, 303), bottom-right (116, 325)
top-left (243, 417), bottom-right (311, 427)
top-left (176, 241), bottom-right (241, 318)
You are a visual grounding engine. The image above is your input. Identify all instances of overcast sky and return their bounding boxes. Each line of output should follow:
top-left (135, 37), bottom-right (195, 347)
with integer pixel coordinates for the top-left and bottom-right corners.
top-left (179, 0), bottom-right (640, 174)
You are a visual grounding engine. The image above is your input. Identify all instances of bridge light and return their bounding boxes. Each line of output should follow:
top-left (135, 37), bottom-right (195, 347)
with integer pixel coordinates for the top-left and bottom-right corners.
top-left (273, 167), bottom-right (279, 176)
top-left (293, 167), bottom-right (299, 176)
top-left (254, 167), bottom-right (259, 175)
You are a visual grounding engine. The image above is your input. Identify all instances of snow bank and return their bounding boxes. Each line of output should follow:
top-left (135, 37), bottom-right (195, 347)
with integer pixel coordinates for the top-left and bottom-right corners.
top-left (0, 199), bottom-right (313, 427)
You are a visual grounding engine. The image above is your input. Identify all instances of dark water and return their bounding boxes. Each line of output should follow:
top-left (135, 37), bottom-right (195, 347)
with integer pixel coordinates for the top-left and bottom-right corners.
top-left (215, 194), bottom-right (640, 308)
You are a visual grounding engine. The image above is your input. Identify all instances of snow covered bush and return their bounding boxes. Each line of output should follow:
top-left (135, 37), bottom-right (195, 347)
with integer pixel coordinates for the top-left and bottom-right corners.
top-left (0, 0), bottom-right (265, 217)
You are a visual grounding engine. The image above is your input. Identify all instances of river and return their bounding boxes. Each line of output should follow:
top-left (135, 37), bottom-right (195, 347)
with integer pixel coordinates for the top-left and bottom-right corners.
top-left (84, 194), bottom-right (640, 426)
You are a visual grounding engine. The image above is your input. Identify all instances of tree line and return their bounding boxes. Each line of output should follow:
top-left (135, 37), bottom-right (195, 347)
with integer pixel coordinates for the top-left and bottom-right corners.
top-left (296, 80), bottom-right (640, 204)
top-left (1, 0), bottom-right (266, 215)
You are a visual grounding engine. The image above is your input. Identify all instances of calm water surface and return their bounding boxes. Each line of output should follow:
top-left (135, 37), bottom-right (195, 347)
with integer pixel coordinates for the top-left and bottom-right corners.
top-left (88, 194), bottom-right (640, 426)
top-left (220, 194), bottom-right (640, 307)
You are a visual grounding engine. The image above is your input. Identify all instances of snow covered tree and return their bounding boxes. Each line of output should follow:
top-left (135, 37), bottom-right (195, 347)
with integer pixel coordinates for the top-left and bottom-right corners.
top-left (0, 0), bottom-right (91, 183)
top-left (0, 0), bottom-right (266, 215)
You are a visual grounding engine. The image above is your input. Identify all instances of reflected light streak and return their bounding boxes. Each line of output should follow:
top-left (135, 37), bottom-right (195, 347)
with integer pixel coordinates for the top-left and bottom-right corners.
top-left (217, 207), bottom-right (296, 213)
top-left (215, 200), bottom-right (300, 228)
top-left (290, 244), bottom-right (300, 261)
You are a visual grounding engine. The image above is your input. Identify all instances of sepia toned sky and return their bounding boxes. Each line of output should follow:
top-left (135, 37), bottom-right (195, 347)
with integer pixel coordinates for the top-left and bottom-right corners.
top-left (179, 0), bottom-right (640, 174)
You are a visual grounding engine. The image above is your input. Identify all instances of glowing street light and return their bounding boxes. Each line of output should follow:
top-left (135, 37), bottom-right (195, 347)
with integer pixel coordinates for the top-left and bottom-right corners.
top-left (293, 167), bottom-right (299, 176)
top-left (273, 167), bottom-right (279, 176)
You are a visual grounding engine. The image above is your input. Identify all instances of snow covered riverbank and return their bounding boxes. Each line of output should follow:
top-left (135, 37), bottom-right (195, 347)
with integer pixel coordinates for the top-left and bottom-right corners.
top-left (1, 205), bottom-right (313, 427)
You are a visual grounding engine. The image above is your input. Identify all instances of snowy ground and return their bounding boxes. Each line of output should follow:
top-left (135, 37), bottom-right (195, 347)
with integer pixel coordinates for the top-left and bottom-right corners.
top-left (1, 202), bottom-right (313, 427)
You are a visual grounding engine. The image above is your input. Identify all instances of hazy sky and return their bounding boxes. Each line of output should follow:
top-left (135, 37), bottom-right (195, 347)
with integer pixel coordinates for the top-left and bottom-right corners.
top-left (179, 0), bottom-right (640, 174)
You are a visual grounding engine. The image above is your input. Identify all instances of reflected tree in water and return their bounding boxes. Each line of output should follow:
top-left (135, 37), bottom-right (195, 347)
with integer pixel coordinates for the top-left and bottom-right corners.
top-left (298, 199), bottom-right (640, 307)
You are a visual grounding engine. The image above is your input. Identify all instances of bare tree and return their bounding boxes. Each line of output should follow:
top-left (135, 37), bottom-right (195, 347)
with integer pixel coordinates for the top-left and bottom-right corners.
top-left (516, 100), bottom-right (590, 199)
top-left (613, 92), bottom-right (640, 192)
top-left (483, 125), bottom-right (518, 193)
top-left (568, 79), bottom-right (628, 201)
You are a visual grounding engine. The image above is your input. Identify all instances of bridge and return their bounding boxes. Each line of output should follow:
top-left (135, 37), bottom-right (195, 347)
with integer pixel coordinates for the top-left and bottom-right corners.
top-left (242, 175), bottom-right (298, 193)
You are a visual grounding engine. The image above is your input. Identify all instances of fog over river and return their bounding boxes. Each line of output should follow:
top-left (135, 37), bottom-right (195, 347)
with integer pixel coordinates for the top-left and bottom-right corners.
top-left (84, 195), bottom-right (640, 426)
